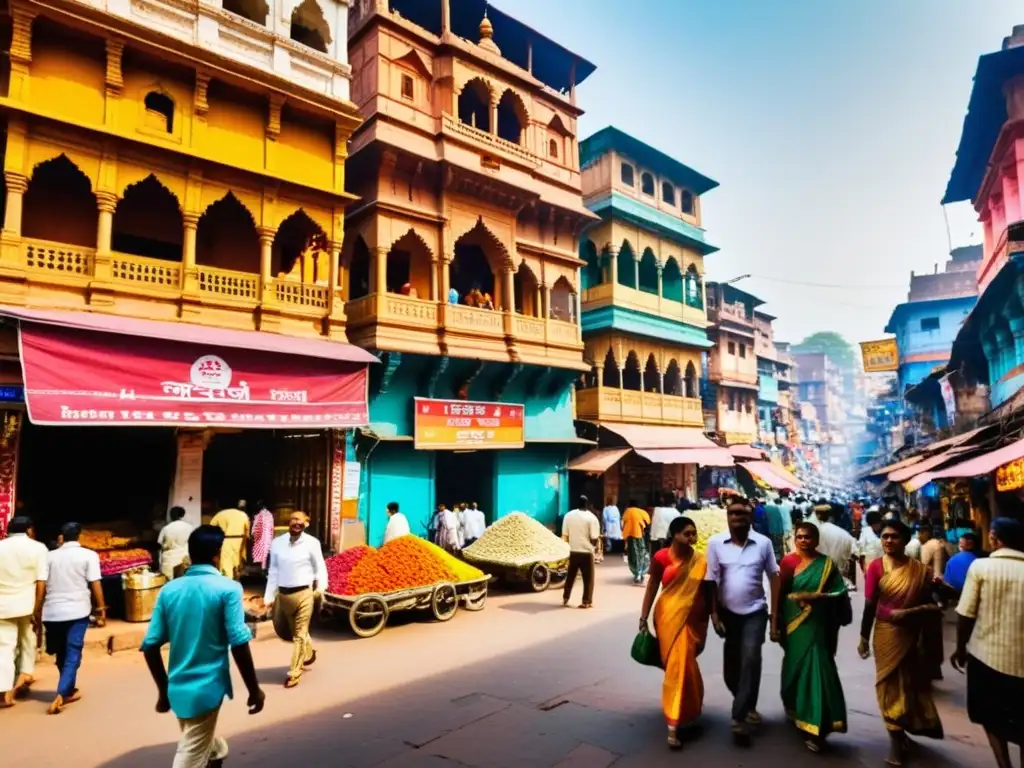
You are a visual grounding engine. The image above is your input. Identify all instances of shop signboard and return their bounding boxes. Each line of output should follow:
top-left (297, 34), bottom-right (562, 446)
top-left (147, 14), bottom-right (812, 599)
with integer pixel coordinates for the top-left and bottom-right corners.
top-left (18, 323), bottom-right (369, 427)
top-left (939, 374), bottom-right (957, 425)
top-left (859, 338), bottom-right (899, 373)
top-left (413, 397), bottom-right (524, 450)
top-left (995, 457), bottom-right (1024, 492)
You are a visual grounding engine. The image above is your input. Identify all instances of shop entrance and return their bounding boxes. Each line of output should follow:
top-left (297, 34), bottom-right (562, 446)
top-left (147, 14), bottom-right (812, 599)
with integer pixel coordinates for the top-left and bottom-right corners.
top-left (202, 431), bottom-right (329, 539)
top-left (16, 421), bottom-right (177, 543)
top-left (434, 450), bottom-right (495, 522)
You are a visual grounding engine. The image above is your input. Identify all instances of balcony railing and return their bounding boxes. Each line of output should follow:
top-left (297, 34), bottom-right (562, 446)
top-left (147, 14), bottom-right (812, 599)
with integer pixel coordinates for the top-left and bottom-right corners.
top-left (581, 281), bottom-right (707, 326)
top-left (24, 238), bottom-right (94, 278)
top-left (576, 385), bottom-right (703, 427)
top-left (111, 251), bottom-right (181, 288)
top-left (440, 114), bottom-right (542, 169)
top-left (708, 357), bottom-right (758, 386)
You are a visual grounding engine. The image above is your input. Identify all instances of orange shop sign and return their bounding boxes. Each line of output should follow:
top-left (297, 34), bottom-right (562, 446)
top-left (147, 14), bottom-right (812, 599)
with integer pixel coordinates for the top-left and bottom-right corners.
top-left (995, 457), bottom-right (1024, 492)
top-left (413, 397), bottom-right (525, 450)
top-left (860, 338), bottom-right (899, 373)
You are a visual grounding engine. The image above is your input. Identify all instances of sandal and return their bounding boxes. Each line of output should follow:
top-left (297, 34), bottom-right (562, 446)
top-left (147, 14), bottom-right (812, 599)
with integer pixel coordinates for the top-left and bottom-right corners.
top-left (804, 738), bottom-right (821, 753)
top-left (284, 676), bottom-right (300, 689)
top-left (667, 727), bottom-right (682, 750)
top-left (303, 650), bottom-right (317, 668)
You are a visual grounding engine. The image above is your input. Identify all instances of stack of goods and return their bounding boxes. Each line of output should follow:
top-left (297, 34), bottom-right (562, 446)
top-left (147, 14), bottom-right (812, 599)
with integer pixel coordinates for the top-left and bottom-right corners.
top-left (686, 508), bottom-right (729, 554)
top-left (98, 548), bottom-right (153, 577)
top-left (324, 537), bottom-right (485, 596)
top-left (462, 513), bottom-right (570, 567)
top-left (80, 529), bottom-right (136, 551)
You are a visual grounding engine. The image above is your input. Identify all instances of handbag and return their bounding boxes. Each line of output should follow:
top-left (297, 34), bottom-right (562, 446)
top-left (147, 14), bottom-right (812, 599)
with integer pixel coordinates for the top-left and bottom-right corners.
top-left (630, 626), bottom-right (663, 668)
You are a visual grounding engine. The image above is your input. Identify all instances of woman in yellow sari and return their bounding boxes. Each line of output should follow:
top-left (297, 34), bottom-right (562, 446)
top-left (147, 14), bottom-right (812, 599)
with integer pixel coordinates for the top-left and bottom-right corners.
top-left (640, 516), bottom-right (709, 750)
top-left (859, 519), bottom-right (944, 766)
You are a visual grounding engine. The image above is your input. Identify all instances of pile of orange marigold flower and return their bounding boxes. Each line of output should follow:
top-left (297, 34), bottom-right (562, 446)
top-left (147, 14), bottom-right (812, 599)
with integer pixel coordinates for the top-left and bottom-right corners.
top-left (328, 536), bottom-right (484, 596)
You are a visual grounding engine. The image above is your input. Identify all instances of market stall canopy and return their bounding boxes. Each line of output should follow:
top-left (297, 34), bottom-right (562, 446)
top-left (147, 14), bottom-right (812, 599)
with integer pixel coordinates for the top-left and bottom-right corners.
top-left (568, 448), bottom-right (631, 473)
top-left (599, 423), bottom-right (718, 450)
top-left (906, 436), bottom-right (1024, 491)
top-left (729, 444), bottom-right (766, 459)
top-left (769, 461), bottom-right (800, 487)
top-left (738, 460), bottom-right (801, 490)
top-left (3, 307), bottom-right (373, 428)
top-left (636, 448), bottom-right (734, 467)
top-left (857, 454), bottom-right (924, 480)
top-left (887, 446), bottom-right (974, 484)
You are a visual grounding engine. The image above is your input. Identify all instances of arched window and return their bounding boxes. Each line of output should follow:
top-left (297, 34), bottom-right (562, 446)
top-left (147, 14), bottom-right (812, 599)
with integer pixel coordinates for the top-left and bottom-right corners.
top-left (290, 0), bottom-right (331, 52)
top-left (274, 209), bottom-right (328, 283)
top-left (664, 360), bottom-right (683, 396)
top-left (513, 262), bottom-right (540, 316)
top-left (662, 182), bottom-right (675, 205)
top-left (549, 138), bottom-right (559, 158)
top-left (621, 163), bottom-right (634, 187)
top-left (638, 248), bottom-right (658, 295)
top-left (112, 175), bottom-right (182, 262)
top-left (617, 242), bottom-right (636, 289)
top-left (386, 230), bottom-right (433, 298)
top-left (195, 193), bottom-right (259, 274)
top-left (662, 257), bottom-right (683, 303)
top-left (496, 90), bottom-right (527, 144)
top-left (144, 92), bottom-right (174, 133)
top-left (643, 355), bottom-right (660, 393)
top-left (681, 190), bottom-right (694, 215)
top-left (580, 240), bottom-right (602, 290)
top-left (602, 348), bottom-right (620, 388)
top-left (24, 155), bottom-right (97, 249)
top-left (458, 79), bottom-right (491, 132)
top-left (685, 265), bottom-right (703, 308)
top-left (640, 172), bottom-right (655, 196)
top-left (684, 362), bottom-right (698, 398)
top-left (550, 276), bottom-right (575, 322)
top-left (622, 352), bottom-right (642, 391)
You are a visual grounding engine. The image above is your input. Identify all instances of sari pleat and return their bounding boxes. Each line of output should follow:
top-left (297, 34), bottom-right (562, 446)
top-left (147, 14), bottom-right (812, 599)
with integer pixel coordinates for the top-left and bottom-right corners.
top-left (653, 553), bottom-right (708, 727)
top-left (873, 557), bottom-right (943, 738)
top-left (781, 556), bottom-right (848, 737)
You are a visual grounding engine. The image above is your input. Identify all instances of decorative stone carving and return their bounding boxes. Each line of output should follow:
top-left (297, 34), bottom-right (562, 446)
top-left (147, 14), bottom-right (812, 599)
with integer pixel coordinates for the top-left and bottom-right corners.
top-left (194, 72), bottom-right (211, 118)
top-left (105, 39), bottom-right (125, 95)
top-left (9, 5), bottom-right (36, 65)
top-left (267, 95), bottom-right (285, 140)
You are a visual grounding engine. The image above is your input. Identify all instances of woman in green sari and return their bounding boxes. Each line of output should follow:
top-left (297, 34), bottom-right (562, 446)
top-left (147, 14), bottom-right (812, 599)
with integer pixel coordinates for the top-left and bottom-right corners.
top-left (775, 520), bottom-right (849, 753)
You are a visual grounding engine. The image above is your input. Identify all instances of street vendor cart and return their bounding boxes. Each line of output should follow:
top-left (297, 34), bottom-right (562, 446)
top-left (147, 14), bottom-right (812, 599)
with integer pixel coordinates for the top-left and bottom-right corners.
top-left (463, 556), bottom-right (567, 592)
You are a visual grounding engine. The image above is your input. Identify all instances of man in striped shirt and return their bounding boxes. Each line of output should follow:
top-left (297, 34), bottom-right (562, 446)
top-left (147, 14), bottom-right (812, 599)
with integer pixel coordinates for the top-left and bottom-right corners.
top-left (952, 518), bottom-right (1024, 768)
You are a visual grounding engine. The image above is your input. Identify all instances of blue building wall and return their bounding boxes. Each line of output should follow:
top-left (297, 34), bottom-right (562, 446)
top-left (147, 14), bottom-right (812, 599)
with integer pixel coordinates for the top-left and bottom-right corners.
top-left (356, 355), bottom-right (576, 546)
top-left (886, 297), bottom-right (974, 392)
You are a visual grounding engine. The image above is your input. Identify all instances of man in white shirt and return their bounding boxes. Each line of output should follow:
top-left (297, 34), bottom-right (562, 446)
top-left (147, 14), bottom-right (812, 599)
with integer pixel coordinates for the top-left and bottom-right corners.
top-left (561, 496), bottom-right (600, 609)
top-left (158, 506), bottom-right (194, 580)
top-left (602, 499), bottom-right (622, 555)
top-left (461, 503), bottom-right (487, 547)
top-left (263, 511), bottom-right (328, 688)
top-left (383, 501), bottom-right (410, 544)
top-left (856, 510), bottom-right (884, 580)
top-left (810, 502), bottom-right (857, 590)
top-left (42, 522), bottom-right (106, 714)
top-left (649, 494), bottom-right (681, 555)
top-left (0, 516), bottom-right (48, 707)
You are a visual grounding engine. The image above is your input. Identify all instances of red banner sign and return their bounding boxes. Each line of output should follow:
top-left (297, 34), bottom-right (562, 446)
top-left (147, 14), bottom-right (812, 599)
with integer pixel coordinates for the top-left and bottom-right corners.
top-left (414, 397), bottom-right (524, 450)
top-left (19, 323), bottom-right (368, 428)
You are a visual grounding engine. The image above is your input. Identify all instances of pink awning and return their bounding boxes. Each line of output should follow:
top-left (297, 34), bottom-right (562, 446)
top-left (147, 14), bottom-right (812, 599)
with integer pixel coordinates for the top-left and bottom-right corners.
top-left (636, 448), bottom-right (734, 467)
top-left (738, 460), bottom-right (801, 490)
top-left (925, 437), bottom-right (1024, 482)
top-left (887, 447), bottom-right (972, 483)
top-left (599, 423), bottom-right (717, 450)
top-left (568, 448), bottom-right (631, 473)
top-left (18, 319), bottom-right (369, 428)
top-left (0, 306), bottom-right (378, 363)
top-left (770, 461), bottom-right (800, 487)
top-left (729, 444), bottom-right (766, 459)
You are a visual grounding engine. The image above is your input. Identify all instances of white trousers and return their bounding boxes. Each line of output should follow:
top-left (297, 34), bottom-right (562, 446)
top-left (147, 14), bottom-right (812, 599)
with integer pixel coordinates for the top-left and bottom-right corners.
top-left (0, 615), bottom-right (36, 692)
top-left (174, 706), bottom-right (229, 768)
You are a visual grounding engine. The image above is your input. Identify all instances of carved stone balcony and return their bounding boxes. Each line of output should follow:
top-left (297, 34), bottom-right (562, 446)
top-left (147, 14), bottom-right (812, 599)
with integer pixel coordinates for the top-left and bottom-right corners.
top-left (581, 281), bottom-right (707, 328)
top-left (575, 385), bottom-right (704, 427)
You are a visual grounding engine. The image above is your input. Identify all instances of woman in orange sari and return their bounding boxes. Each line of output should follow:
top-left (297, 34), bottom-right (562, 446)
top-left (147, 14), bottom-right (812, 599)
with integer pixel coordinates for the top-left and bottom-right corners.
top-left (640, 516), bottom-right (709, 750)
top-left (859, 519), bottom-right (944, 766)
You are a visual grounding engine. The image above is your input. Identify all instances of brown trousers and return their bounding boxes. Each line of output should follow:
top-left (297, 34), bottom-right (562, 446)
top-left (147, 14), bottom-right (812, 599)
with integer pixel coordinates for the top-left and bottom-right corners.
top-left (272, 588), bottom-right (314, 680)
top-left (563, 551), bottom-right (595, 606)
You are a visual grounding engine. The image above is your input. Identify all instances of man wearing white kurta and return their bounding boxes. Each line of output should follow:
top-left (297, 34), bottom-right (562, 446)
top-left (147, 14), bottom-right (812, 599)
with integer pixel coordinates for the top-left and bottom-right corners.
top-left (383, 502), bottom-right (410, 544)
top-left (0, 516), bottom-right (48, 706)
top-left (263, 512), bottom-right (328, 688)
top-left (810, 503), bottom-right (857, 588)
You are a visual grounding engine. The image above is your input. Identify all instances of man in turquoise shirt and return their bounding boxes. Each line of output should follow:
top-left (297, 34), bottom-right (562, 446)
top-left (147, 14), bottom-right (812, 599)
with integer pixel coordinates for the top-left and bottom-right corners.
top-left (142, 525), bottom-right (264, 768)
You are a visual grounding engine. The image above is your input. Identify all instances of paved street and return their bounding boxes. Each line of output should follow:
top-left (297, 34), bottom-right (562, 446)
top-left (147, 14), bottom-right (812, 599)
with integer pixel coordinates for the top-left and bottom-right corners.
top-left (3, 562), bottom-right (994, 767)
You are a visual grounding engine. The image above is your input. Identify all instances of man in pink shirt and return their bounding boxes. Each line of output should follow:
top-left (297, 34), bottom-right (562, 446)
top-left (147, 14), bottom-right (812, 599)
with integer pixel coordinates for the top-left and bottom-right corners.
top-left (250, 503), bottom-right (275, 574)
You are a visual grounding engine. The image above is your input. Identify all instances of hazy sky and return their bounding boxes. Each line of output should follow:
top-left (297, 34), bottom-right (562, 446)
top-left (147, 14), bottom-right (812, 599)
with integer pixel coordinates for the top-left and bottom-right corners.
top-left (503, 0), bottom-right (1020, 346)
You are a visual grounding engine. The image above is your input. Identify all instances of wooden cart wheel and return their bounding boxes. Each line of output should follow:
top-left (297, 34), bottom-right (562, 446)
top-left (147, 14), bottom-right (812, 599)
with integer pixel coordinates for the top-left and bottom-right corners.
top-left (463, 584), bottom-right (487, 612)
top-left (431, 582), bottom-right (458, 621)
top-left (349, 595), bottom-right (389, 638)
top-left (530, 563), bottom-right (551, 592)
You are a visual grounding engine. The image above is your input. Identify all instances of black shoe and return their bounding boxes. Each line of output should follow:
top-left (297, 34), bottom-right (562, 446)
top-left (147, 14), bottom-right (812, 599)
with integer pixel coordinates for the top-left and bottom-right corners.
top-left (303, 649), bottom-right (317, 668)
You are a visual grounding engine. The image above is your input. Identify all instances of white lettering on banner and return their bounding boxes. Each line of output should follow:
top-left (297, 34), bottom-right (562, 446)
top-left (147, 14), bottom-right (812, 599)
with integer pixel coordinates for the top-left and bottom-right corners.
top-left (454, 430), bottom-right (497, 443)
top-left (270, 389), bottom-right (309, 402)
top-left (55, 405), bottom-right (365, 424)
top-left (158, 381), bottom-right (251, 401)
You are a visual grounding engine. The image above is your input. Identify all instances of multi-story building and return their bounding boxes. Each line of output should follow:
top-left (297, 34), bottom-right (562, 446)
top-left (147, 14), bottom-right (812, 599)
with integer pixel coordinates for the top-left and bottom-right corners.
top-left (794, 352), bottom-right (847, 476)
top-left (572, 127), bottom-right (719, 503)
top-left (0, 0), bottom-right (373, 543)
top-left (944, 26), bottom-right (1024, 411)
top-left (885, 246), bottom-right (981, 394)
top-left (754, 310), bottom-right (795, 450)
top-left (775, 340), bottom-right (799, 449)
top-left (343, 0), bottom-right (596, 541)
top-left (704, 282), bottom-right (763, 446)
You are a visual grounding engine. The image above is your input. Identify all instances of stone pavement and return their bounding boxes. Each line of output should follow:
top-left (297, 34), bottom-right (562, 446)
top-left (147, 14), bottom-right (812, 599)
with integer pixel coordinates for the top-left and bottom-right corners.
top-left (3, 561), bottom-right (995, 767)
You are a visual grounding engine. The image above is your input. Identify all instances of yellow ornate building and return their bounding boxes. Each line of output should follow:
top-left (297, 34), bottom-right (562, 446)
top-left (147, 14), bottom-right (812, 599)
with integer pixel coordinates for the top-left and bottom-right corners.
top-left (0, 0), bottom-right (372, 547)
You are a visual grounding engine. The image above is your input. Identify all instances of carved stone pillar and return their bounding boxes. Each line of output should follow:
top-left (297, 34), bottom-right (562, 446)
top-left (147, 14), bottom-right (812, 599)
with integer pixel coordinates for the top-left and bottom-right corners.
top-left (371, 246), bottom-right (388, 294)
top-left (503, 265), bottom-right (515, 313)
top-left (3, 172), bottom-right (28, 237)
top-left (429, 256), bottom-right (439, 301)
top-left (606, 246), bottom-right (618, 285)
top-left (541, 283), bottom-right (551, 319)
top-left (8, 6), bottom-right (37, 103)
top-left (258, 226), bottom-right (276, 305)
top-left (181, 212), bottom-right (199, 293)
top-left (93, 191), bottom-right (118, 281)
top-left (440, 252), bottom-right (453, 303)
top-left (633, 254), bottom-right (640, 289)
top-left (489, 98), bottom-right (498, 135)
top-left (328, 239), bottom-right (342, 310)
